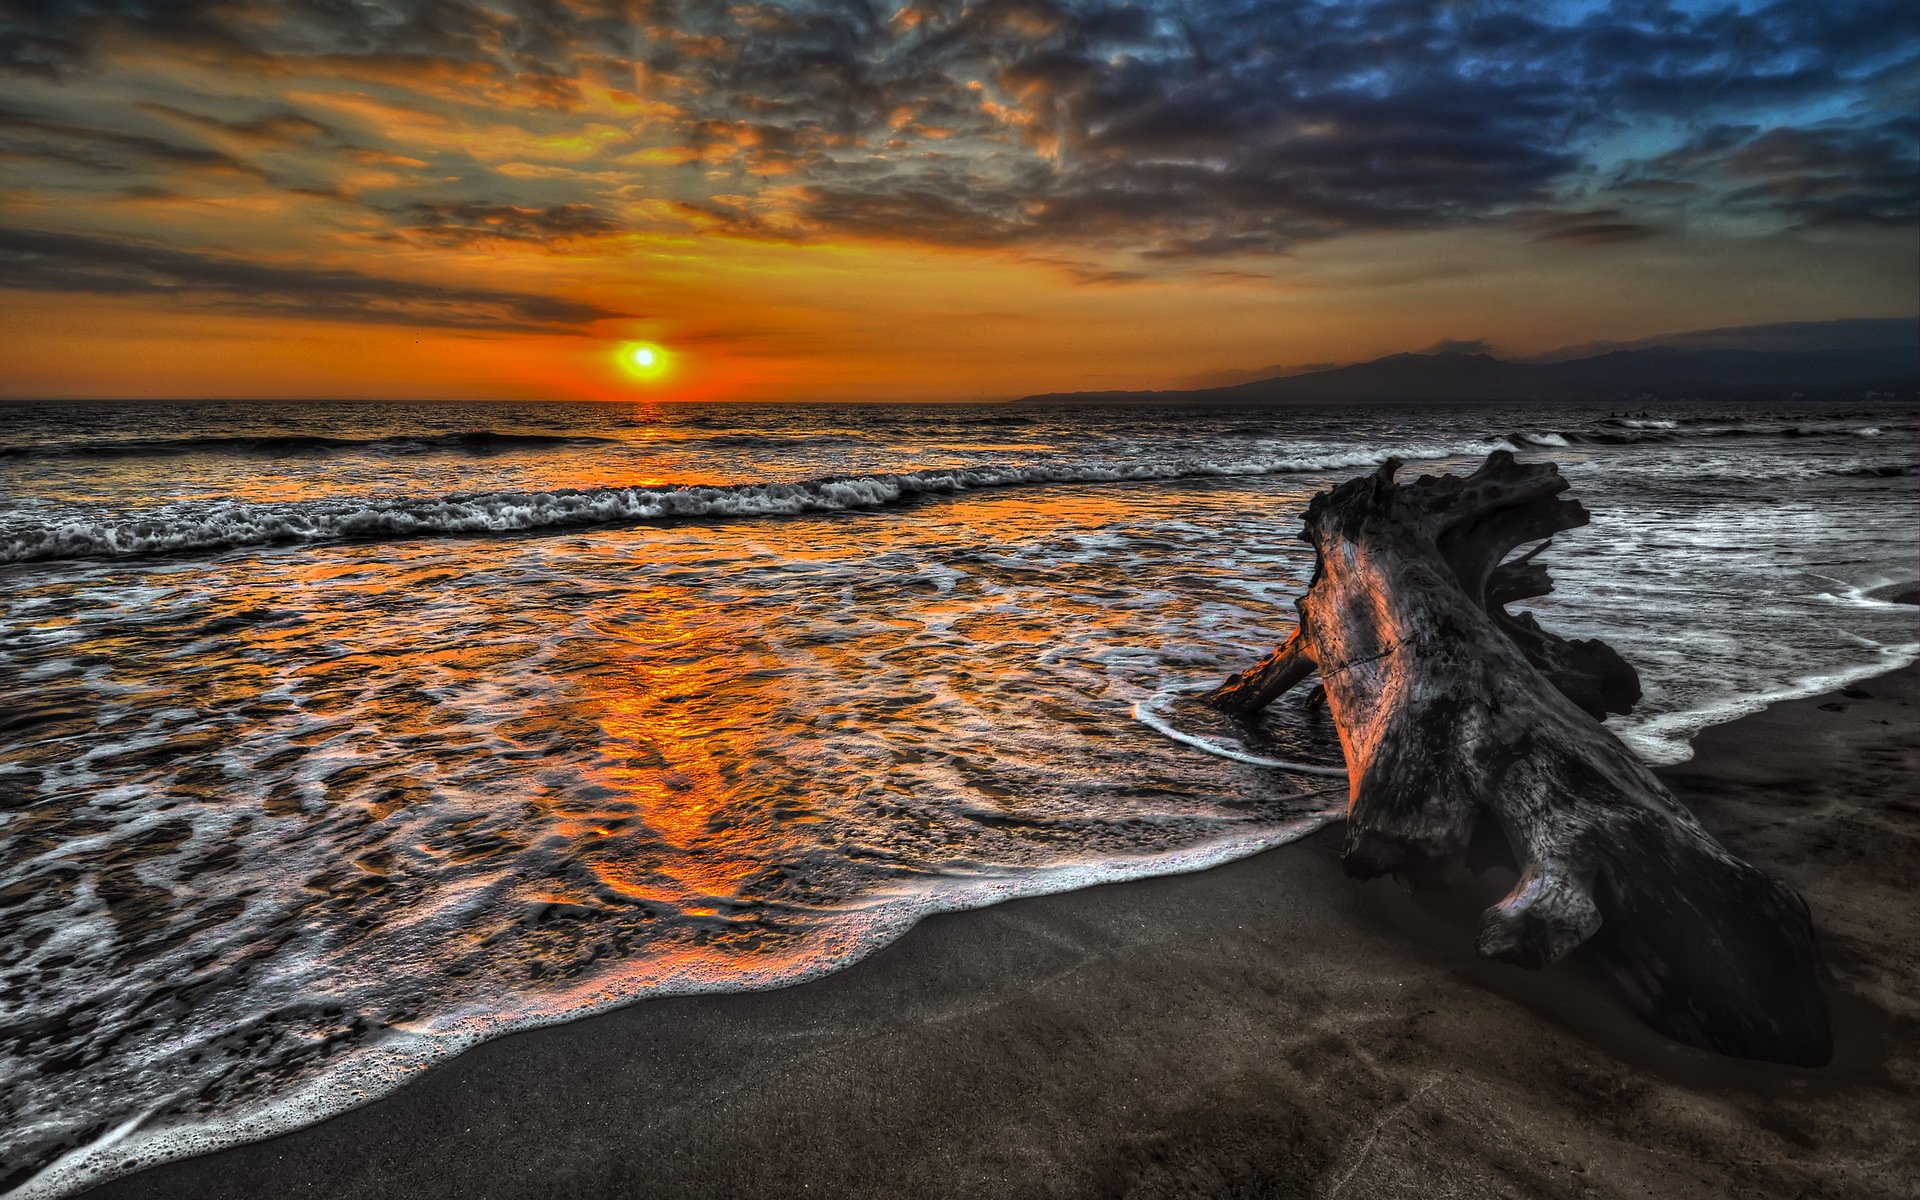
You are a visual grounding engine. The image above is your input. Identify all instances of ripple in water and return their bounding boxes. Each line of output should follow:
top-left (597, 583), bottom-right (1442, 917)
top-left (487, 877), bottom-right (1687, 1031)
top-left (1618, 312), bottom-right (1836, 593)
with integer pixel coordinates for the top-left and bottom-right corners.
top-left (0, 399), bottom-right (1914, 1197)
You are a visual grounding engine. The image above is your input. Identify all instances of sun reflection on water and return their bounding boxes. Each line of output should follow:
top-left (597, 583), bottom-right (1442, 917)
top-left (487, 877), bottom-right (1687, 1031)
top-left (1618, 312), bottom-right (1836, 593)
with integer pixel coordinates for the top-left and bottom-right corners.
top-left (9, 400), bottom-right (1908, 1196)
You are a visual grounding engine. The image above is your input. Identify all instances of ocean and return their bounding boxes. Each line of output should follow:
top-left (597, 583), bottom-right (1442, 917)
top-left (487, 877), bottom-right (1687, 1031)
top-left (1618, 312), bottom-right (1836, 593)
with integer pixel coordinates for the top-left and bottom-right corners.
top-left (2, 398), bottom-right (1915, 1197)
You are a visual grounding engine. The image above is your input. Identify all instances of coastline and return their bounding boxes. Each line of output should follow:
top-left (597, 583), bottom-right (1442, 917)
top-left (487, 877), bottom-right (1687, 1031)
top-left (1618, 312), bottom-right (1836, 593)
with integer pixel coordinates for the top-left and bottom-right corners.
top-left (77, 665), bottom-right (1919, 1200)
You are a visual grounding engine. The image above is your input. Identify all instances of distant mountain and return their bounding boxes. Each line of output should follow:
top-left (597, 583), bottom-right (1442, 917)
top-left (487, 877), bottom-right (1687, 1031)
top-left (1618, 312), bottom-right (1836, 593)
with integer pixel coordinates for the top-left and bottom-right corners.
top-left (1017, 318), bottom-right (1918, 406)
top-left (1526, 317), bottom-right (1916, 362)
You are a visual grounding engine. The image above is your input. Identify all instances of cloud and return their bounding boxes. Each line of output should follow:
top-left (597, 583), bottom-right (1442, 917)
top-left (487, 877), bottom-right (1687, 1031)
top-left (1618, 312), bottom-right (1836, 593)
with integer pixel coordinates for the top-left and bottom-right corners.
top-left (135, 102), bottom-right (334, 146)
top-left (1617, 118), bottom-right (1920, 229)
top-left (1416, 337), bottom-right (1493, 356)
top-left (0, 0), bottom-right (1914, 274)
top-left (390, 200), bottom-right (625, 246)
top-left (0, 226), bottom-right (625, 331)
top-left (0, 105), bottom-right (268, 178)
top-left (643, 0), bottom-right (1916, 256)
top-left (1177, 360), bottom-right (1349, 388)
top-left (1511, 207), bottom-right (1663, 244)
top-left (641, 1), bottom-right (1595, 254)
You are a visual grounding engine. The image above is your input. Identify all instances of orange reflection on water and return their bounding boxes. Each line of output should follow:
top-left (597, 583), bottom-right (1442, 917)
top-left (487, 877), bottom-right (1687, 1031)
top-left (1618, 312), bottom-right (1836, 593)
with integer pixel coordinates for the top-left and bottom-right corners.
top-left (539, 586), bottom-right (799, 913)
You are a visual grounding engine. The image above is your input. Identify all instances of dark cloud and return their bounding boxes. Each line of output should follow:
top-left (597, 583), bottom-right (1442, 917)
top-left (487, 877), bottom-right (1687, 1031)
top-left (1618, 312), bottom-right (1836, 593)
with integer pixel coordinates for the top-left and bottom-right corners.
top-left (1613, 116), bottom-right (1919, 228)
top-left (1179, 360), bottom-right (1348, 388)
top-left (1712, 121), bottom-right (1918, 229)
top-left (135, 102), bottom-right (334, 146)
top-left (0, 1), bottom-right (236, 75)
top-left (0, 226), bottom-right (625, 330)
top-left (0, 105), bottom-right (268, 177)
top-left (1536, 221), bottom-right (1663, 243)
top-left (1, 0), bottom-right (1915, 263)
top-left (1417, 337), bottom-right (1493, 356)
top-left (627, 0), bottom-right (1920, 255)
top-left (1512, 207), bottom-right (1664, 244)
top-left (392, 201), bottom-right (625, 246)
top-left (0, 0), bottom-right (592, 83)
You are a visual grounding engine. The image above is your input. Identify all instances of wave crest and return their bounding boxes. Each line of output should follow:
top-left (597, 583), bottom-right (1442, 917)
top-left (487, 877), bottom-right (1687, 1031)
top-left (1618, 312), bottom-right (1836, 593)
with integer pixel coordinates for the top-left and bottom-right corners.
top-left (1511, 419), bottom-right (1896, 448)
top-left (0, 443), bottom-right (1499, 565)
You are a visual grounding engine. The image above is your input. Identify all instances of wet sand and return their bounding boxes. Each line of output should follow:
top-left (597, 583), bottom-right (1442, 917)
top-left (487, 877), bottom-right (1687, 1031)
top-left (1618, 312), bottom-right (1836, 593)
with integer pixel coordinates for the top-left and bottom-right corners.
top-left (85, 665), bottom-right (1918, 1200)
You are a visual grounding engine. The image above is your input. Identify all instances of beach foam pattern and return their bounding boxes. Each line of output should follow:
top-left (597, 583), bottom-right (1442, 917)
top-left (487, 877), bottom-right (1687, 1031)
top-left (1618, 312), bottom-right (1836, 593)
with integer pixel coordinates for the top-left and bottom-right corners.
top-left (0, 441), bottom-right (1504, 564)
top-left (0, 399), bottom-right (1914, 1198)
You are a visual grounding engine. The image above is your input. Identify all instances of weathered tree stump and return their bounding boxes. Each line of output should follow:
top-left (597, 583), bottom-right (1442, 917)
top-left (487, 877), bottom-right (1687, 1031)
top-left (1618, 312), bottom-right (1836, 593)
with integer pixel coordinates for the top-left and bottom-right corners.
top-left (1211, 451), bottom-right (1830, 1065)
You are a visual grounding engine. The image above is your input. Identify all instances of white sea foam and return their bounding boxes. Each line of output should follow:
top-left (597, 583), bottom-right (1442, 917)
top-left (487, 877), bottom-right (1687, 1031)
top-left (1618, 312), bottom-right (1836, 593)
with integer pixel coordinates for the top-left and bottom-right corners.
top-left (1617, 639), bottom-right (1920, 765)
top-left (1808, 572), bottom-right (1920, 609)
top-left (5, 398), bottom-right (1914, 1200)
top-left (0, 442), bottom-right (1503, 565)
top-left (6, 814), bottom-right (1341, 1200)
top-left (1131, 686), bottom-right (1350, 778)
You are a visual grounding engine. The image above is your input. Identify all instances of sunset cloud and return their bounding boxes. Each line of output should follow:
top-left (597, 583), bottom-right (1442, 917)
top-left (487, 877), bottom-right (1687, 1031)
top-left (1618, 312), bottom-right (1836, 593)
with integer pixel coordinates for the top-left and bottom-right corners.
top-left (389, 200), bottom-right (627, 246)
top-left (0, 0), bottom-right (1914, 397)
top-left (0, 225), bottom-right (626, 330)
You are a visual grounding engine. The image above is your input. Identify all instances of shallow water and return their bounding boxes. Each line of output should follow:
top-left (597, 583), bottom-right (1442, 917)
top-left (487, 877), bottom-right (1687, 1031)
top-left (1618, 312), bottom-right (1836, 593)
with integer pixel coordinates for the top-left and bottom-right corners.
top-left (1, 399), bottom-right (1915, 1197)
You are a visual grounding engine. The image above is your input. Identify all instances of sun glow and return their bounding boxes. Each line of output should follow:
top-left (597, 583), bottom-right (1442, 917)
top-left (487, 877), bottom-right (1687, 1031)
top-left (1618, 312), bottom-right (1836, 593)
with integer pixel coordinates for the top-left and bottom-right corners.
top-left (619, 341), bottom-right (671, 381)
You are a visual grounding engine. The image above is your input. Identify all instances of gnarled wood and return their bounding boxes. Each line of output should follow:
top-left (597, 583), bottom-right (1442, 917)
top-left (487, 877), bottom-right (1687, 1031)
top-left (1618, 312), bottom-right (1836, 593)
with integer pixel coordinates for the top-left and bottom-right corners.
top-left (1209, 626), bottom-right (1316, 715)
top-left (1210, 451), bottom-right (1830, 1065)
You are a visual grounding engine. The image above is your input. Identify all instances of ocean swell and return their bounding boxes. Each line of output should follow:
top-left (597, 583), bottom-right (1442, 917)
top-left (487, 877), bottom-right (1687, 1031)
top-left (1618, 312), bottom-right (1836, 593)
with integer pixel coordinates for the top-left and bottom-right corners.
top-left (0, 441), bottom-right (1501, 565)
top-left (0, 430), bottom-right (618, 460)
top-left (1510, 419), bottom-right (1891, 448)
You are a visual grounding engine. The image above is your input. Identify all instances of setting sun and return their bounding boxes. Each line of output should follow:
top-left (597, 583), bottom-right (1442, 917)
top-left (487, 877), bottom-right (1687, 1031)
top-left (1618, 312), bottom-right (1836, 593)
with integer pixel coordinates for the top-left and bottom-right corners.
top-left (619, 342), bottom-right (669, 381)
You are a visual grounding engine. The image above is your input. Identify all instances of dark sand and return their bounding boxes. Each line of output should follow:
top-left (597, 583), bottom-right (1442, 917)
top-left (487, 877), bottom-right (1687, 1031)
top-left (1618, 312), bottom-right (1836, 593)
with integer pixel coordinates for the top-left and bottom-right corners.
top-left (87, 666), bottom-right (1918, 1200)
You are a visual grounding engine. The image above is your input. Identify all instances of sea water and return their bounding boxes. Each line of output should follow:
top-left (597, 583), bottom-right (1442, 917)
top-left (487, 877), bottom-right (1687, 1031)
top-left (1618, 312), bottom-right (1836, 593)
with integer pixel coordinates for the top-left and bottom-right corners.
top-left (1, 399), bottom-right (1914, 1196)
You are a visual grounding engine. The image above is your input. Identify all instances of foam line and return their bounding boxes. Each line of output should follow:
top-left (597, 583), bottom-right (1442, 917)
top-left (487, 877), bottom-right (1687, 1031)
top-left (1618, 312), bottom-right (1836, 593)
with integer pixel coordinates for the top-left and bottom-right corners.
top-left (1131, 687), bottom-right (1351, 778)
top-left (0, 441), bottom-right (1503, 565)
top-left (4, 817), bottom-right (1341, 1200)
top-left (1618, 639), bottom-right (1920, 765)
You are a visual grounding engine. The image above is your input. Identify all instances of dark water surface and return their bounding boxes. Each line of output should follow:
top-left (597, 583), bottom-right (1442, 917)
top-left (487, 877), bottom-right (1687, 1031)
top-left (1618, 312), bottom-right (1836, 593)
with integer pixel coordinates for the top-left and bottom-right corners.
top-left (1, 399), bottom-right (1915, 1197)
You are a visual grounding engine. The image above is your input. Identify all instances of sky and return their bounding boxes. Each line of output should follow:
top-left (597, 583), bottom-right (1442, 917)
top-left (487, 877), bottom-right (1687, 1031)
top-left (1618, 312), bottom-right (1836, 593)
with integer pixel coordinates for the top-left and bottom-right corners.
top-left (1, 0), bottom-right (1915, 402)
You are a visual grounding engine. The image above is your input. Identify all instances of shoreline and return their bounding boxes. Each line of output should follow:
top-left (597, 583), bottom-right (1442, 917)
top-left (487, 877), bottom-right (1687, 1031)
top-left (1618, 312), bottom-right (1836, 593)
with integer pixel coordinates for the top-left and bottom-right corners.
top-left (75, 664), bottom-right (1920, 1200)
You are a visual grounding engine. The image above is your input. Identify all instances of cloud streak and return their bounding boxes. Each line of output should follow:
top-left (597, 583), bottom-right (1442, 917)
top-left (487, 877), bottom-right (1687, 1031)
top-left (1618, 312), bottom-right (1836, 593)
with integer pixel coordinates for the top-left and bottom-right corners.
top-left (1614, 117), bottom-right (1920, 229)
top-left (390, 201), bottom-right (626, 246)
top-left (0, 226), bottom-right (625, 330)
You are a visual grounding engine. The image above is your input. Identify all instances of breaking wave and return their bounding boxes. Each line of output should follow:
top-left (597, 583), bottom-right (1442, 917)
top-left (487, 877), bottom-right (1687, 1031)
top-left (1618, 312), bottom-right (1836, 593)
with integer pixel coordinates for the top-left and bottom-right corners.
top-left (1509, 420), bottom-right (1893, 448)
top-left (0, 442), bottom-right (1501, 565)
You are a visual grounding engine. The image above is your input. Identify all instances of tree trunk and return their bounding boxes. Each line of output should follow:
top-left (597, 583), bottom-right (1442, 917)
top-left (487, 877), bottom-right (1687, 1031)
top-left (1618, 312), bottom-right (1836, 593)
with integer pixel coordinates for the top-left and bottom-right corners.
top-left (1210, 451), bottom-right (1830, 1066)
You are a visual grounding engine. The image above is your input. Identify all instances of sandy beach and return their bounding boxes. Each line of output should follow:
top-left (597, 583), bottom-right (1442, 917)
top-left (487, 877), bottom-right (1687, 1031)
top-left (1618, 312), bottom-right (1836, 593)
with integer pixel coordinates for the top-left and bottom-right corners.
top-left (74, 662), bottom-right (1917, 1200)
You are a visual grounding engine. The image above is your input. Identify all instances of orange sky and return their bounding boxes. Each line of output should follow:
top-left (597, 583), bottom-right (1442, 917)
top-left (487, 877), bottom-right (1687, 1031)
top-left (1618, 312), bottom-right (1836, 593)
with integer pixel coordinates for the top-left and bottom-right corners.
top-left (2, 0), bottom-right (1914, 402)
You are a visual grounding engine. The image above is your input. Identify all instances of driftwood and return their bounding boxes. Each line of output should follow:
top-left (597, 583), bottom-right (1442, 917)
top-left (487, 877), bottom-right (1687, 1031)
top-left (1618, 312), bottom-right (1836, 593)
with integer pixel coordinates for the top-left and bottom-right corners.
top-left (1211, 451), bottom-right (1830, 1065)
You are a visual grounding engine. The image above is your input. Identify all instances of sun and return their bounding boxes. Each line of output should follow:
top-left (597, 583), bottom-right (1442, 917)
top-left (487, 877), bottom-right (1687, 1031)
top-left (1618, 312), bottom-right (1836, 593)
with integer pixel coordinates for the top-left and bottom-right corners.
top-left (617, 341), bottom-right (670, 380)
